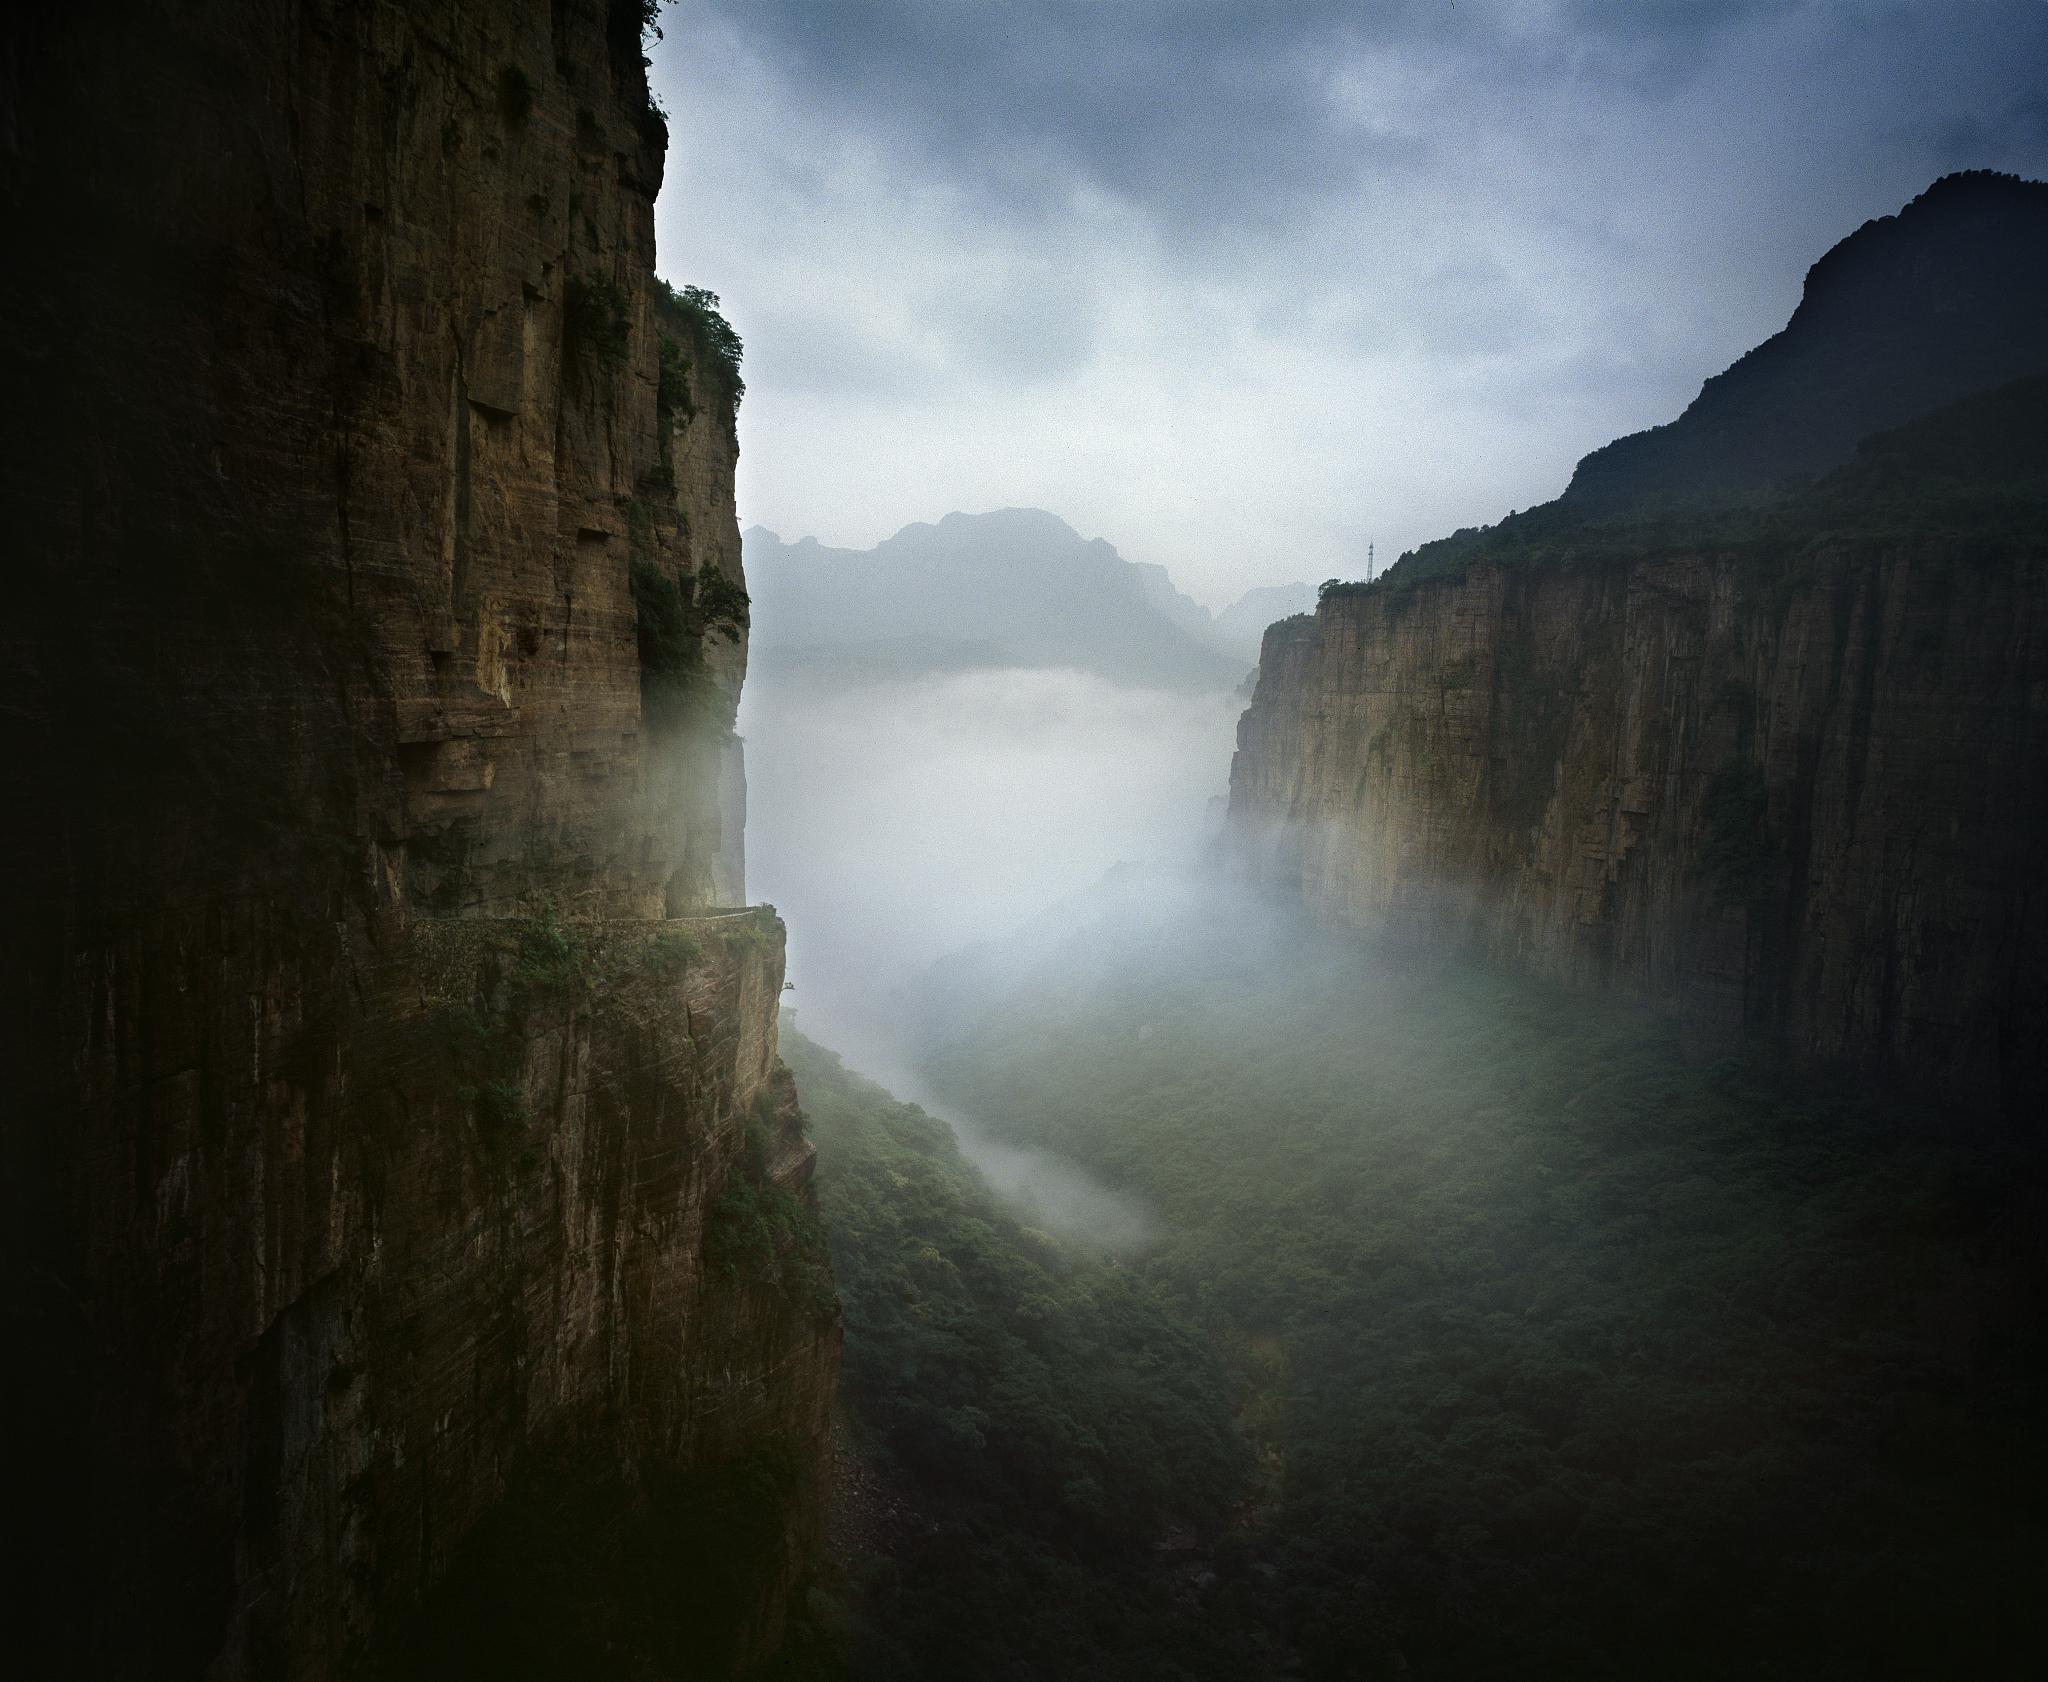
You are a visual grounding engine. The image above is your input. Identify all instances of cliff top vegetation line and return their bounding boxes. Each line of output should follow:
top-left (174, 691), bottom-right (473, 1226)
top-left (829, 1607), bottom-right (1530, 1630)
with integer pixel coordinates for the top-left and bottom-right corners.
top-left (1326, 368), bottom-right (2048, 606)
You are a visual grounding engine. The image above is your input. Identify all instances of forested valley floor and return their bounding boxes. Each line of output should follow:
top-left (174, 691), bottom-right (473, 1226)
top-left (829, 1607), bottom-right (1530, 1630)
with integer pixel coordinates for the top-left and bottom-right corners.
top-left (779, 886), bottom-right (2042, 1681)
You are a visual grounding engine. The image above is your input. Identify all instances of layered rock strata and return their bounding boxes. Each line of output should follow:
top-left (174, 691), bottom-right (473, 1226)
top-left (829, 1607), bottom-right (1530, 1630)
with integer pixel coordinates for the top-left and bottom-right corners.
top-left (0, 1), bottom-right (835, 1675)
top-left (1228, 538), bottom-right (2048, 1113)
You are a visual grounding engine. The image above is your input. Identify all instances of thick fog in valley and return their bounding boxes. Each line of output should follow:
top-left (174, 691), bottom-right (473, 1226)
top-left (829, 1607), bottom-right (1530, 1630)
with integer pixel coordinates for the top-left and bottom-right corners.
top-left (734, 508), bottom-right (1294, 1242)
top-left (742, 664), bottom-right (1239, 1030)
top-left (730, 374), bottom-right (2043, 1677)
top-left (740, 646), bottom-right (1241, 1242)
top-left (13, 2), bottom-right (2046, 1679)
top-left (736, 507), bottom-right (1259, 1058)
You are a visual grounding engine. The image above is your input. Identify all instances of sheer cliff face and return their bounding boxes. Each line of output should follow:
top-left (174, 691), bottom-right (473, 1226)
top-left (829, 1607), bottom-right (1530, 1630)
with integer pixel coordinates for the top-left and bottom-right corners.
top-left (1, 3), bottom-right (833, 1676)
top-left (1230, 182), bottom-right (2048, 1116)
top-left (1228, 542), bottom-right (2048, 1111)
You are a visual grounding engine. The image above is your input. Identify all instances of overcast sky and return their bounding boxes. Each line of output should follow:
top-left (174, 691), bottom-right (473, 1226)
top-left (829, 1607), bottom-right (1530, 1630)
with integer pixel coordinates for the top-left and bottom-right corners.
top-left (651, 0), bottom-right (2048, 607)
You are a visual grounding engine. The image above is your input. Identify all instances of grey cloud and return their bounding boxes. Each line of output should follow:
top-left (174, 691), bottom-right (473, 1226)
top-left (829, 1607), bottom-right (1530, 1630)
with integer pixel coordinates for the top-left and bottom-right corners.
top-left (657, 0), bottom-right (2048, 604)
top-left (1263, 255), bottom-right (1544, 363)
top-left (688, 0), bottom-right (1824, 235)
top-left (930, 266), bottom-right (1100, 383)
top-left (1920, 95), bottom-right (2048, 173)
top-left (745, 305), bottom-right (939, 400)
top-left (1562, 0), bottom-right (1793, 33)
top-left (690, 0), bottom-right (1447, 232)
top-left (1407, 255), bottom-right (1543, 357)
top-left (734, 249), bottom-right (1099, 398)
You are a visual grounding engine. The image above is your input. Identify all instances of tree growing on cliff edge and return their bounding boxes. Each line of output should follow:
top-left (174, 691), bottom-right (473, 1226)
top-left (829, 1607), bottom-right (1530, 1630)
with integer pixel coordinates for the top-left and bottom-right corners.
top-left (659, 279), bottom-right (746, 401)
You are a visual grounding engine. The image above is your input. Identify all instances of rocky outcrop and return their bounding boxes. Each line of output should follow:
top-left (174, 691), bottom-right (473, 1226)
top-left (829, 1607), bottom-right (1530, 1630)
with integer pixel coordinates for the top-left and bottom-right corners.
top-left (0, 2), bottom-right (834, 1676)
top-left (1228, 525), bottom-right (2048, 1112)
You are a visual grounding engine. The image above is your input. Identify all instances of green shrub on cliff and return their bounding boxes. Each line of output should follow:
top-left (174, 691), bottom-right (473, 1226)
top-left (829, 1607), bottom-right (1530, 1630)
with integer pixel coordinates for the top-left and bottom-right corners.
top-left (414, 994), bottom-right (534, 1173)
top-left (628, 548), bottom-right (748, 713)
top-left (695, 563), bottom-right (750, 640)
top-left (636, 91), bottom-right (668, 154)
top-left (706, 1086), bottom-right (836, 1318)
top-left (511, 903), bottom-right (590, 995)
top-left (627, 555), bottom-right (703, 727)
top-left (657, 279), bottom-right (745, 402)
top-left (655, 332), bottom-right (694, 421)
top-left (724, 904), bottom-right (783, 955)
top-left (647, 925), bottom-right (702, 977)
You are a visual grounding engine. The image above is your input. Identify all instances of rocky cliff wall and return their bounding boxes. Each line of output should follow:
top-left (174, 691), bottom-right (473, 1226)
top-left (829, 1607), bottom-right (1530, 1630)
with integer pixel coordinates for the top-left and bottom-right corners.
top-left (0, 2), bottom-right (835, 1675)
top-left (1227, 541), bottom-right (2048, 1113)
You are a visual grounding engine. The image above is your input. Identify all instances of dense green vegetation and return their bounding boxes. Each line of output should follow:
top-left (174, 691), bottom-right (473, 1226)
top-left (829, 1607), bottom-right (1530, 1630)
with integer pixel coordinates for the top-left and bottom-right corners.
top-left (628, 555), bottom-right (705, 728)
top-left (696, 563), bottom-right (751, 639)
top-left (800, 879), bottom-right (2045, 1679)
top-left (510, 901), bottom-right (592, 994)
top-left (785, 1028), bottom-right (1267, 1681)
top-left (658, 279), bottom-right (746, 403)
top-left (656, 330), bottom-right (694, 422)
top-left (709, 1090), bottom-right (839, 1319)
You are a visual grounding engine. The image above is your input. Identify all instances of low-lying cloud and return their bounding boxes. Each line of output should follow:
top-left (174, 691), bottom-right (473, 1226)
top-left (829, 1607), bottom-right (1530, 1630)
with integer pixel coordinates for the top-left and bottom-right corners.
top-left (741, 665), bottom-right (1241, 1025)
top-left (744, 662), bottom-right (1234, 1245)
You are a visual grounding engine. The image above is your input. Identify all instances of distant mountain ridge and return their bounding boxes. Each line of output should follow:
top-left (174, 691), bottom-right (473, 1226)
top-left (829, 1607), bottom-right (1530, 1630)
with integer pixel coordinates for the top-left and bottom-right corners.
top-left (1564, 170), bottom-right (2048, 507)
top-left (744, 508), bottom-right (1311, 689)
top-left (1213, 583), bottom-right (1319, 656)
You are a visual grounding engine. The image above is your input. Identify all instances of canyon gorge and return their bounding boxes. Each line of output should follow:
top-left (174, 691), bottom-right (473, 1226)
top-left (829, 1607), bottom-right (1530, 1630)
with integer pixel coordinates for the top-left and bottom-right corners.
top-left (2, 4), bottom-right (2044, 1679)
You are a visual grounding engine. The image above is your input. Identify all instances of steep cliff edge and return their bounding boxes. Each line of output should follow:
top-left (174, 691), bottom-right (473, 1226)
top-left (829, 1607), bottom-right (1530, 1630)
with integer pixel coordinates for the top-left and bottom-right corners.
top-left (1229, 373), bottom-right (2048, 1114)
top-left (0, 2), bottom-right (835, 1676)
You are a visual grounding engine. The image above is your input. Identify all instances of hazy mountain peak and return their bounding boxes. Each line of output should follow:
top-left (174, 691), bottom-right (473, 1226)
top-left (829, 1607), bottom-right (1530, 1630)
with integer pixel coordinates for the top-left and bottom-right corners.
top-left (744, 511), bottom-right (1246, 691)
top-left (1210, 582), bottom-right (1319, 661)
top-left (1128, 560), bottom-right (1216, 640)
top-left (937, 505), bottom-right (1081, 537)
